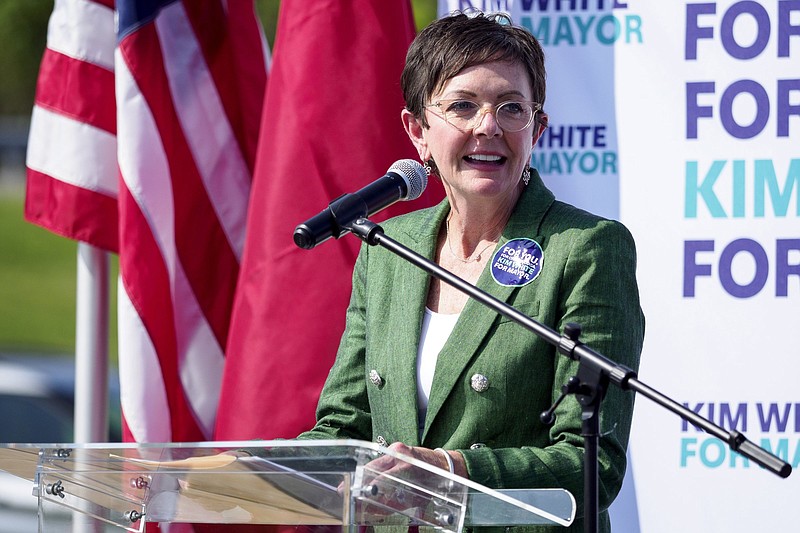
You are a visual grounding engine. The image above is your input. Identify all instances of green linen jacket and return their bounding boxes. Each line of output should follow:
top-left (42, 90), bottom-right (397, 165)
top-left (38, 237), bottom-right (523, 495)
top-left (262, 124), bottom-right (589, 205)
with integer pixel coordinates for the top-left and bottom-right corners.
top-left (298, 170), bottom-right (645, 532)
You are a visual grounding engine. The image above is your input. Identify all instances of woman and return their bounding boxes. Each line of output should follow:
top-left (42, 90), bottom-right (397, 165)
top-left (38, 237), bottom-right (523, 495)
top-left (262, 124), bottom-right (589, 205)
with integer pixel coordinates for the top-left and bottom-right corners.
top-left (297, 12), bottom-right (644, 532)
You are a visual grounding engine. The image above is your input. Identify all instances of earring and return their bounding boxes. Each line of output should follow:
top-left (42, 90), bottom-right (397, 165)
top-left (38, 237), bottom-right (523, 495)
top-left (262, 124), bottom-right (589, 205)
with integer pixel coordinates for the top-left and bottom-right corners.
top-left (522, 166), bottom-right (531, 186)
top-left (424, 158), bottom-right (439, 178)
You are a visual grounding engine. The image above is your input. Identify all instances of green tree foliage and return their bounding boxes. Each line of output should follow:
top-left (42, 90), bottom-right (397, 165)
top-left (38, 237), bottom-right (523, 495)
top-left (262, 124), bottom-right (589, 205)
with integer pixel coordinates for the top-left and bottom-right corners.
top-left (0, 1), bottom-right (436, 116)
top-left (0, 1), bottom-right (53, 115)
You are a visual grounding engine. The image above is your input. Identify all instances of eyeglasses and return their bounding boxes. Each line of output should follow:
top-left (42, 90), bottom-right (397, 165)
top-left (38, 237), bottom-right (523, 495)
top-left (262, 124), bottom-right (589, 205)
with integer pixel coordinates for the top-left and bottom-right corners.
top-left (425, 99), bottom-right (542, 132)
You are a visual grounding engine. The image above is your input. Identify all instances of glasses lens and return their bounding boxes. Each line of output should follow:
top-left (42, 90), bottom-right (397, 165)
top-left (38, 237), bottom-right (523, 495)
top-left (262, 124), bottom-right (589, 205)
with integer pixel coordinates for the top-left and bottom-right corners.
top-left (441, 101), bottom-right (479, 129)
top-left (496, 102), bottom-right (534, 132)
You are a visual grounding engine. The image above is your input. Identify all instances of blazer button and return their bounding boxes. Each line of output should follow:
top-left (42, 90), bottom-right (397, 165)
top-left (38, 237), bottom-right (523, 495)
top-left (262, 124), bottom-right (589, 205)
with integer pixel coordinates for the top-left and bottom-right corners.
top-left (470, 373), bottom-right (490, 393)
top-left (470, 443), bottom-right (486, 449)
top-left (368, 369), bottom-right (384, 388)
top-left (376, 436), bottom-right (388, 447)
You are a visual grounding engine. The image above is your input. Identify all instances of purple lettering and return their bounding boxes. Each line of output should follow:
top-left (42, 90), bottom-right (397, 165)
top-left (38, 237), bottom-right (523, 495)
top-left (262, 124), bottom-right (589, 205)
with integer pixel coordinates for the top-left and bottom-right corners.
top-left (721, 1), bottom-right (771, 59)
top-left (718, 238), bottom-right (769, 298)
top-left (720, 80), bottom-right (769, 139)
top-left (777, 79), bottom-right (800, 137)
top-left (686, 3), bottom-right (716, 60)
top-left (684, 240), bottom-right (715, 297)
top-left (758, 403), bottom-right (792, 432)
top-left (686, 82), bottom-right (716, 139)
top-left (776, 239), bottom-right (800, 297)
top-left (778, 1), bottom-right (800, 57)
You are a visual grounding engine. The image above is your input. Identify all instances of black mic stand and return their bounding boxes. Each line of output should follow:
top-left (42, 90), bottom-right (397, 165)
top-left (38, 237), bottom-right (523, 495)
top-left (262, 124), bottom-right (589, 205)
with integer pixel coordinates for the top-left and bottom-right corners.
top-left (345, 217), bottom-right (792, 533)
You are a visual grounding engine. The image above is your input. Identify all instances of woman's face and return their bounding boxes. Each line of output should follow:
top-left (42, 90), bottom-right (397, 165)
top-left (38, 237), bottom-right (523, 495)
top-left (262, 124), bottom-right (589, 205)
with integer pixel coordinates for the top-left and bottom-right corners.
top-left (404, 60), bottom-right (542, 206)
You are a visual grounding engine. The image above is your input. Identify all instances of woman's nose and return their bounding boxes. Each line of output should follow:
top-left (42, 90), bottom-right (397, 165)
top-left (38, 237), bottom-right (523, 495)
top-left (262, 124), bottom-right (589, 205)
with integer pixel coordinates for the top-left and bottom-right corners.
top-left (472, 107), bottom-right (502, 136)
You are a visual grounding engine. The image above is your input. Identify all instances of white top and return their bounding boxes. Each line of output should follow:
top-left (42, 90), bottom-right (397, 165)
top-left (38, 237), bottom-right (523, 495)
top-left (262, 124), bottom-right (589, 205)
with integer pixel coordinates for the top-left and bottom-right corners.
top-left (416, 307), bottom-right (460, 434)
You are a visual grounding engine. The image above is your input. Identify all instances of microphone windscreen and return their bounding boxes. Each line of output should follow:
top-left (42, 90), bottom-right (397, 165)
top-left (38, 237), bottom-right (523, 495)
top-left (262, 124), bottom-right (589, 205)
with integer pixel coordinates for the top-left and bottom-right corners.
top-left (389, 159), bottom-right (428, 201)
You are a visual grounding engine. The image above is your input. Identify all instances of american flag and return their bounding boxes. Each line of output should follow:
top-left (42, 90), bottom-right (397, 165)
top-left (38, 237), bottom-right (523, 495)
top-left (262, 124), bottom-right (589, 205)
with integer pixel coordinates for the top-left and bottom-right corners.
top-left (26, 0), bottom-right (118, 251)
top-left (25, 0), bottom-right (268, 443)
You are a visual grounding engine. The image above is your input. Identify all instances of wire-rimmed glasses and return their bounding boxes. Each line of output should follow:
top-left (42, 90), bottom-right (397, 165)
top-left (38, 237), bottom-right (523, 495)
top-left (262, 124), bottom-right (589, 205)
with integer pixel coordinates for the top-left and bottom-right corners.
top-left (425, 99), bottom-right (542, 132)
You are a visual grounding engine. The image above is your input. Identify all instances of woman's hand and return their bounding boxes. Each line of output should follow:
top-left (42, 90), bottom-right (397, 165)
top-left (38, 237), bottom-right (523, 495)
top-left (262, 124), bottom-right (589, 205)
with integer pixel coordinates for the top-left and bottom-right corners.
top-left (355, 442), bottom-right (468, 520)
top-left (365, 442), bottom-right (467, 481)
top-left (381, 442), bottom-right (468, 477)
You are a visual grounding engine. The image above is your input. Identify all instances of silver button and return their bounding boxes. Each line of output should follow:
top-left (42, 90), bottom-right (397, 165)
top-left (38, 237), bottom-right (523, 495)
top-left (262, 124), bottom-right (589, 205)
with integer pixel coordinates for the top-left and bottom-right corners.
top-left (470, 373), bottom-right (490, 392)
top-left (470, 443), bottom-right (486, 449)
top-left (376, 436), bottom-right (388, 447)
top-left (369, 369), bottom-right (383, 388)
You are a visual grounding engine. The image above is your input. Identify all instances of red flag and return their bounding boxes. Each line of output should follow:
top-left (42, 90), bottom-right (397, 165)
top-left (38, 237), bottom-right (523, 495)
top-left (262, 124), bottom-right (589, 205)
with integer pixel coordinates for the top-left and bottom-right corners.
top-left (215, 0), bottom-right (443, 440)
top-left (25, 0), bottom-right (268, 444)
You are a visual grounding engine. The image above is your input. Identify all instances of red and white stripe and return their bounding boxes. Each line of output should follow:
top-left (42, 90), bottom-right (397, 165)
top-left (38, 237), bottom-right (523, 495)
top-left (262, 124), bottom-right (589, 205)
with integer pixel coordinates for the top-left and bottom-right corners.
top-left (25, 0), bottom-right (118, 251)
top-left (26, 0), bottom-right (268, 444)
top-left (116, 0), bottom-right (267, 443)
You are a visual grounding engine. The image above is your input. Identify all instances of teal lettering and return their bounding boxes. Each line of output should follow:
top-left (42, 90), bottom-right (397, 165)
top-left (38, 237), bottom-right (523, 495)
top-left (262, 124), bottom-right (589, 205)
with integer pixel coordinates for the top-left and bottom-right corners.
top-left (522, 14), bottom-right (642, 46)
top-left (547, 152), bottom-right (563, 173)
top-left (573, 15), bottom-right (595, 45)
top-left (794, 441), bottom-right (800, 469)
top-left (754, 159), bottom-right (800, 217)
top-left (522, 16), bottom-right (551, 45)
top-left (580, 152), bottom-right (599, 173)
top-left (700, 438), bottom-right (726, 468)
top-left (625, 15), bottom-right (643, 43)
top-left (562, 151), bottom-right (578, 173)
top-left (680, 438), bottom-right (697, 466)
top-left (733, 160), bottom-right (745, 217)
top-left (531, 151), bottom-right (617, 175)
top-left (685, 160), bottom-right (727, 218)
top-left (603, 151), bottom-right (617, 173)
top-left (553, 16), bottom-right (576, 45)
top-left (596, 14), bottom-right (621, 45)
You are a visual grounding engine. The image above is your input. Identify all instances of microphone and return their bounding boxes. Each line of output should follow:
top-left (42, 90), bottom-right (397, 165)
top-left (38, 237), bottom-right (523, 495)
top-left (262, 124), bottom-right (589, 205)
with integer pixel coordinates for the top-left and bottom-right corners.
top-left (293, 159), bottom-right (428, 249)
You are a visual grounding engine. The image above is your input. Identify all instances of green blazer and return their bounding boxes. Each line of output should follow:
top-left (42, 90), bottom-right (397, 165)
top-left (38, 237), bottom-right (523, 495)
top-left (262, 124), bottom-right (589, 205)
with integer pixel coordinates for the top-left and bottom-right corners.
top-left (299, 171), bottom-right (645, 532)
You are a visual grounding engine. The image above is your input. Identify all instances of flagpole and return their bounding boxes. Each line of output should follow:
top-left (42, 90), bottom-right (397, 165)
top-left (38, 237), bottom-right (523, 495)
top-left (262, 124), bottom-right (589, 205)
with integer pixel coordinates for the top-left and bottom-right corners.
top-left (73, 243), bottom-right (110, 532)
top-left (74, 242), bottom-right (110, 444)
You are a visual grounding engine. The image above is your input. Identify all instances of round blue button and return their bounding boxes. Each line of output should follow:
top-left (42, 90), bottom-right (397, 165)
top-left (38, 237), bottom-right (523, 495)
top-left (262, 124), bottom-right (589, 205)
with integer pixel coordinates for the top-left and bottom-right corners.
top-left (490, 238), bottom-right (544, 287)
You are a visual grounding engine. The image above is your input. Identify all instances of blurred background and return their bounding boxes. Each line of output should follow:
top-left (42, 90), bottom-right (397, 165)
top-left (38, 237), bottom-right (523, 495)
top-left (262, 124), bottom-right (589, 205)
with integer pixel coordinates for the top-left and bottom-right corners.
top-left (0, 0), bottom-right (437, 443)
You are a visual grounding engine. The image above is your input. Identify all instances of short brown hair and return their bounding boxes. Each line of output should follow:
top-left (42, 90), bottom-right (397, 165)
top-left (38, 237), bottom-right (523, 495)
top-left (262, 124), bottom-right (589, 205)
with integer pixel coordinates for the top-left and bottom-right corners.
top-left (401, 12), bottom-right (546, 128)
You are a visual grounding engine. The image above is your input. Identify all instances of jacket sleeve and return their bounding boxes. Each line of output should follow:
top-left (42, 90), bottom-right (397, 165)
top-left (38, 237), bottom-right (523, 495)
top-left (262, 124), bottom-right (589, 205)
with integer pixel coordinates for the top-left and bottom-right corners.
top-left (296, 242), bottom-right (374, 441)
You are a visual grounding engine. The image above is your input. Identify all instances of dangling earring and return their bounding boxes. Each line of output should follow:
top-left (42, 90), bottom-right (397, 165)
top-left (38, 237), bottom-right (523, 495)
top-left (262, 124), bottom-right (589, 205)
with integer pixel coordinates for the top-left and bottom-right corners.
top-left (522, 166), bottom-right (531, 186)
top-left (424, 158), bottom-right (439, 179)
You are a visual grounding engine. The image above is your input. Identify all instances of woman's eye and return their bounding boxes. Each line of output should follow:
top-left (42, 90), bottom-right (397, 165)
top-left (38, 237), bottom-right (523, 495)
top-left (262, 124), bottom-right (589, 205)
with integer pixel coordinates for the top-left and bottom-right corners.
top-left (446, 100), bottom-right (477, 113)
top-left (502, 102), bottom-right (524, 115)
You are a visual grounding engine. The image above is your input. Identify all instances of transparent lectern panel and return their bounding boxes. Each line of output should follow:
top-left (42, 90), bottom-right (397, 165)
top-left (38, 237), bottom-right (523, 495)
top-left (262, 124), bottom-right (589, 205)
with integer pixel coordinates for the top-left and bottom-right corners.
top-left (467, 488), bottom-right (576, 526)
top-left (144, 457), bottom-right (349, 525)
top-left (1, 440), bottom-right (574, 532)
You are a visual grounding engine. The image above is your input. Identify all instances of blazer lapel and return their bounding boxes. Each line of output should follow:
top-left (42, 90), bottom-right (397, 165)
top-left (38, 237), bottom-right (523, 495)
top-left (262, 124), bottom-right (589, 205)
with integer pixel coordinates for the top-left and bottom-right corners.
top-left (383, 202), bottom-right (448, 445)
top-left (421, 173), bottom-right (555, 442)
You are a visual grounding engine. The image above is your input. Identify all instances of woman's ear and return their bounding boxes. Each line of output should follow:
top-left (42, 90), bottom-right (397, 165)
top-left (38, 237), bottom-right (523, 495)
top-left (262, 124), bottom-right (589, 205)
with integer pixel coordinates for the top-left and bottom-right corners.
top-left (401, 109), bottom-right (428, 160)
top-left (532, 112), bottom-right (549, 146)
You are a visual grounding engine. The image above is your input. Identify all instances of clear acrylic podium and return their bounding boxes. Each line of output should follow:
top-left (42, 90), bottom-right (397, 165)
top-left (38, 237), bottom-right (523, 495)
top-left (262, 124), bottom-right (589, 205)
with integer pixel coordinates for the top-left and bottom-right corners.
top-left (0, 439), bottom-right (575, 532)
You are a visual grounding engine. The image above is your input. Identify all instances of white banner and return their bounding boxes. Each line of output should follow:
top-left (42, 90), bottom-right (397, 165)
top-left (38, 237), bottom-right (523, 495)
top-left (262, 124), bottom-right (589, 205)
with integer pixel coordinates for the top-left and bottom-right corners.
top-left (439, 1), bottom-right (800, 531)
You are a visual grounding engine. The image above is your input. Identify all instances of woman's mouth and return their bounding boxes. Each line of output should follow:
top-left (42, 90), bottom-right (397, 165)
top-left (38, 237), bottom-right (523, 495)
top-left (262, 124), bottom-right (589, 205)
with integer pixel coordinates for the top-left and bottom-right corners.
top-left (464, 154), bottom-right (505, 165)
